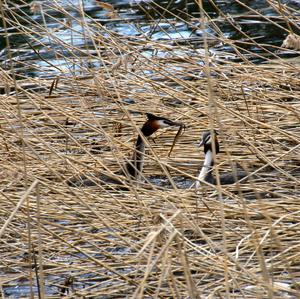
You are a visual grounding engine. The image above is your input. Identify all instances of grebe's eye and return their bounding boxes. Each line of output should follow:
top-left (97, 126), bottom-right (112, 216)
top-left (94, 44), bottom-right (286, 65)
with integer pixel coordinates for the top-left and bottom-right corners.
top-left (163, 120), bottom-right (171, 125)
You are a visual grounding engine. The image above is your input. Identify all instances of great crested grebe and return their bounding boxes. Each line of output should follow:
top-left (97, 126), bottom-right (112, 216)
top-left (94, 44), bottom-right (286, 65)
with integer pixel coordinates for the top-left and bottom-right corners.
top-left (195, 130), bottom-right (247, 188)
top-left (68, 113), bottom-right (183, 187)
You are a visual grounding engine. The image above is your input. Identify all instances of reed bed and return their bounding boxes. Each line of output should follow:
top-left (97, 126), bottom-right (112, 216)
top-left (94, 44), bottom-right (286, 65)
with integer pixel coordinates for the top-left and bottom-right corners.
top-left (0, 0), bottom-right (299, 297)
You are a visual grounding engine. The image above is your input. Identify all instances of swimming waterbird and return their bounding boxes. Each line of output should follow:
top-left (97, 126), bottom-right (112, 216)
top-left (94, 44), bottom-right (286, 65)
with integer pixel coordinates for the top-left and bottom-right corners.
top-left (195, 130), bottom-right (247, 188)
top-left (68, 113), bottom-right (183, 187)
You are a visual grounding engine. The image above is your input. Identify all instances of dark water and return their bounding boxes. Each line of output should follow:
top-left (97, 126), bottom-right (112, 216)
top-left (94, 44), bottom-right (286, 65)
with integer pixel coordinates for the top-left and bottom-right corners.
top-left (1, 0), bottom-right (300, 79)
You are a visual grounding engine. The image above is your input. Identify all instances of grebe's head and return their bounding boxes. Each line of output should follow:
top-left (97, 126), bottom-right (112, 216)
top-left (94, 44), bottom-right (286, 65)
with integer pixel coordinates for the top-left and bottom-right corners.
top-left (142, 113), bottom-right (183, 136)
top-left (199, 130), bottom-right (220, 154)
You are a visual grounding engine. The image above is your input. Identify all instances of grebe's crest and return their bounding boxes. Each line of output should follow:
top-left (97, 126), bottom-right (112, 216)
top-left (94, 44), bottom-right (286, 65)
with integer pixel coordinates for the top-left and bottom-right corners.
top-left (199, 130), bottom-right (219, 154)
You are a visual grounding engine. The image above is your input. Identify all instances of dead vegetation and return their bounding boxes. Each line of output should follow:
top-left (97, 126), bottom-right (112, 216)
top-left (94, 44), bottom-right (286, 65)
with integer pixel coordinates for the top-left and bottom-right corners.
top-left (0, 0), bottom-right (299, 297)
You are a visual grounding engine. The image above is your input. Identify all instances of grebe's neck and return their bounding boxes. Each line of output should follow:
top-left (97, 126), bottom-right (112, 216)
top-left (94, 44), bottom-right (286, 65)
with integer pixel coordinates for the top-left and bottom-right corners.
top-left (125, 119), bottom-right (161, 180)
top-left (125, 134), bottom-right (146, 180)
top-left (195, 150), bottom-right (214, 188)
top-left (124, 115), bottom-right (181, 180)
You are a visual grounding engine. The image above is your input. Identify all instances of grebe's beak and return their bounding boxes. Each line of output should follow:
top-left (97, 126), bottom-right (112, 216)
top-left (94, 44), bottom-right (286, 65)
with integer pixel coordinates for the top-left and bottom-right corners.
top-left (165, 119), bottom-right (183, 127)
top-left (199, 134), bottom-right (209, 147)
top-left (155, 118), bottom-right (184, 129)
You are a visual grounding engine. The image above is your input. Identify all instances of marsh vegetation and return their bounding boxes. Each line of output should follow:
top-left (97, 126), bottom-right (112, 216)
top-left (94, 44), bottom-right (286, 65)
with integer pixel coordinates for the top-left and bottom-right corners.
top-left (0, 0), bottom-right (299, 297)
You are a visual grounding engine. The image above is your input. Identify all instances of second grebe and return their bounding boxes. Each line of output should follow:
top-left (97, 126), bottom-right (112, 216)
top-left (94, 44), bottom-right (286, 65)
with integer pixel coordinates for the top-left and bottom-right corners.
top-left (195, 130), bottom-right (247, 188)
top-left (68, 113), bottom-right (183, 187)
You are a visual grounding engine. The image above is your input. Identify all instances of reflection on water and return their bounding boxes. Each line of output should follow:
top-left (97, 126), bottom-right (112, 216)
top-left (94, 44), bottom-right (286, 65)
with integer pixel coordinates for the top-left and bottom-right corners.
top-left (0, 0), bottom-right (299, 78)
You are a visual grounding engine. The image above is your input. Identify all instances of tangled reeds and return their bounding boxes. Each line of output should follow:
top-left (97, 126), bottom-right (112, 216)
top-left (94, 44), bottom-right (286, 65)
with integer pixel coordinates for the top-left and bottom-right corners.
top-left (0, 0), bottom-right (299, 297)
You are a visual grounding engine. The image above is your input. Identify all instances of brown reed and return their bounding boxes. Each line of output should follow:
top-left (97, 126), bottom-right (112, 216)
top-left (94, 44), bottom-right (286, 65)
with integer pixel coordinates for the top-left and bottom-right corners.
top-left (0, 0), bottom-right (299, 297)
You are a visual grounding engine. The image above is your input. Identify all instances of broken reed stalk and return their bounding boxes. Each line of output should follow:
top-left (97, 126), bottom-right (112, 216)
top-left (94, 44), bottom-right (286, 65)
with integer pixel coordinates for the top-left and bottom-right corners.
top-left (197, 0), bottom-right (230, 297)
top-left (36, 182), bottom-right (45, 299)
top-left (0, 0), bottom-right (299, 297)
top-left (0, 180), bottom-right (39, 238)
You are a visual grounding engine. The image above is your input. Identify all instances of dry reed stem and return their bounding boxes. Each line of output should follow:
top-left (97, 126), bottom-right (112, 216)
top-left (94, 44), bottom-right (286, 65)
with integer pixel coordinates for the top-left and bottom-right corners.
top-left (0, 0), bottom-right (299, 297)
